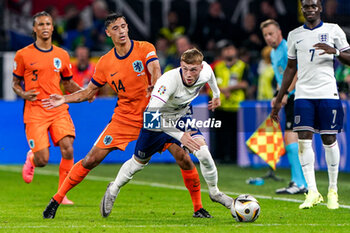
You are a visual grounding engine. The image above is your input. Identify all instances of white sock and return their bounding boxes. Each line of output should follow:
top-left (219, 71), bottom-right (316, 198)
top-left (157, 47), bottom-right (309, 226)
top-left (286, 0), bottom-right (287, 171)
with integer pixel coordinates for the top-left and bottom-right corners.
top-left (194, 145), bottom-right (219, 195)
top-left (298, 139), bottom-right (318, 193)
top-left (324, 141), bottom-right (339, 192)
top-left (109, 155), bottom-right (147, 195)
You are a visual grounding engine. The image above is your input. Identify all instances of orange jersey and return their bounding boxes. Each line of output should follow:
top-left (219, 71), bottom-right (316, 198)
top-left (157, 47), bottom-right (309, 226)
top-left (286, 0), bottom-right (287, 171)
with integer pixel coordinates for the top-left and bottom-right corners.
top-left (92, 40), bottom-right (158, 128)
top-left (13, 43), bottom-right (73, 123)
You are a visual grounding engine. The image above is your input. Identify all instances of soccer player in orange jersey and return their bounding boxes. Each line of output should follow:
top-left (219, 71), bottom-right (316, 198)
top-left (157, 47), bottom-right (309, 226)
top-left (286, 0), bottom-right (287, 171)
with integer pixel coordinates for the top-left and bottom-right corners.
top-left (42, 13), bottom-right (211, 219)
top-left (12, 11), bottom-right (84, 205)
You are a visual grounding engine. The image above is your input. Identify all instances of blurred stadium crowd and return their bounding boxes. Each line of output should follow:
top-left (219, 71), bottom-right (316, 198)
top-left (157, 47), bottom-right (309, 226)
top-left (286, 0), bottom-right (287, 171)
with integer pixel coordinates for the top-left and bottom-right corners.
top-left (2, 0), bottom-right (350, 99)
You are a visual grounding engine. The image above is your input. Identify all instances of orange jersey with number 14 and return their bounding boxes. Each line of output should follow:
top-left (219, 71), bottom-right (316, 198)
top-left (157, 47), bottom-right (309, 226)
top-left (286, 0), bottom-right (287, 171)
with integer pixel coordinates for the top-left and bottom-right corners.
top-left (92, 40), bottom-right (158, 128)
top-left (13, 43), bottom-right (73, 123)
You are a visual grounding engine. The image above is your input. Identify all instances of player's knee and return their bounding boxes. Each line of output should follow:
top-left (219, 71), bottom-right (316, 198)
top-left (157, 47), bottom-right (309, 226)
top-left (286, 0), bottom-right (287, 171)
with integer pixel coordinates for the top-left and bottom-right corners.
top-left (321, 135), bottom-right (336, 145)
top-left (195, 145), bottom-right (212, 166)
top-left (178, 154), bottom-right (194, 170)
top-left (35, 156), bottom-right (49, 167)
top-left (171, 147), bottom-right (194, 170)
top-left (61, 145), bottom-right (74, 160)
top-left (82, 155), bottom-right (101, 169)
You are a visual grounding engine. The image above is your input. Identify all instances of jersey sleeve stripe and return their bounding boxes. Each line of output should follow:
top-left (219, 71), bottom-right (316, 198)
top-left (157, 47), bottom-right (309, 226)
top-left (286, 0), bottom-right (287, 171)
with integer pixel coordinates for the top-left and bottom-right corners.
top-left (91, 78), bottom-right (104, 87)
top-left (340, 46), bottom-right (350, 52)
top-left (288, 55), bottom-right (297, 59)
top-left (60, 75), bottom-right (73, 80)
top-left (146, 57), bottom-right (159, 66)
top-left (151, 95), bottom-right (166, 103)
top-left (13, 73), bottom-right (24, 79)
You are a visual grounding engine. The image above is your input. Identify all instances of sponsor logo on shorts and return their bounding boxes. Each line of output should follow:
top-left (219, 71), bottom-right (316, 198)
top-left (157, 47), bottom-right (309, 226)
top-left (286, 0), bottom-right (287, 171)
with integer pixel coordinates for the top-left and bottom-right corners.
top-left (138, 151), bottom-right (146, 158)
top-left (29, 139), bottom-right (35, 149)
top-left (103, 135), bottom-right (113, 145)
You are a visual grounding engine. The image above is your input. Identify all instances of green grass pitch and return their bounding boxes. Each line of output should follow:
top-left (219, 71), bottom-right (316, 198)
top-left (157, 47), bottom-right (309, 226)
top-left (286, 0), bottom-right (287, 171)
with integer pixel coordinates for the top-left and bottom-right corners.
top-left (0, 163), bottom-right (349, 233)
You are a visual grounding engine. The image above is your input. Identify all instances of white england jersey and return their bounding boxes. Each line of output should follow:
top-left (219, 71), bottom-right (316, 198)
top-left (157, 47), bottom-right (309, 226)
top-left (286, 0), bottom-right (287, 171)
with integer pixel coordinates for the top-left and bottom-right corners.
top-left (149, 61), bottom-right (220, 122)
top-left (287, 21), bottom-right (350, 99)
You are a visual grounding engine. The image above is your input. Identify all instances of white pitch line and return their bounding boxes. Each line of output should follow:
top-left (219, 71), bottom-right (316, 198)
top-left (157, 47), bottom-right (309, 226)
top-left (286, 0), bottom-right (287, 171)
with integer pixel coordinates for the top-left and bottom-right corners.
top-left (1, 223), bottom-right (350, 229)
top-left (1, 165), bottom-right (350, 209)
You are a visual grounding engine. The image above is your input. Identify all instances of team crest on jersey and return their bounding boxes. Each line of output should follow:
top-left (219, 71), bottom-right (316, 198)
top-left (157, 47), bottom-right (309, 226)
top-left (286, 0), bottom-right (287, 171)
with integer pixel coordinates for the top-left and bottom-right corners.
top-left (53, 58), bottom-right (62, 69)
top-left (318, 33), bottom-right (329, 43)
top-left (158, 85), bottom-right (166, 95)
top-left (103, 135), bottom-right (113, 145)
top-left (133, 60), bottom-right (144, 73)
top-left (29, 139), bottom-right (35, 149)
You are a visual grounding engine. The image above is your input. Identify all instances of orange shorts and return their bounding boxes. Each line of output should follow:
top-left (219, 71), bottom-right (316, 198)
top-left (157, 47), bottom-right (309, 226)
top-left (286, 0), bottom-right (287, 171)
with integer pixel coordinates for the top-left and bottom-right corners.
top-left (94, 119), bottom-right (142, 151)
top-left (25, 111), bottom-right (75, 152)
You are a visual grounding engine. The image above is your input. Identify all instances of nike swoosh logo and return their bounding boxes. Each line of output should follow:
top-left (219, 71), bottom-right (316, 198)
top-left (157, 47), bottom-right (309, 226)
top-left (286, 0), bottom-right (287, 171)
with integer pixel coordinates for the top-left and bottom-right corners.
top-left (30, 62), bottom-right (37, 65)
top-left (296, 39), bottom-right (304, 44)
top-left (331, 124), bottom-right (337, 129)
top-left (110, 72), bottom-right (118, 77)
top-left (331, 164), bottom-right (337, 167)
top-left (174, 96), bottom-right (182, 99)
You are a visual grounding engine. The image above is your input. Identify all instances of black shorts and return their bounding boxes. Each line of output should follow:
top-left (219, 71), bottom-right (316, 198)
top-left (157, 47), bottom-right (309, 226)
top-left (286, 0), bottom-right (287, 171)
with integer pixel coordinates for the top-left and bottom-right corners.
top-left (284, 94), bottom-right (295, 130)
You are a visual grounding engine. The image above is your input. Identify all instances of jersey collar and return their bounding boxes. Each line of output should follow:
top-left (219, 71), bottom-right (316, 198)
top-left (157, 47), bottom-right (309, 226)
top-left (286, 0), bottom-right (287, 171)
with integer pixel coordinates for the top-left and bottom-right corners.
top-left (34, 43), bottom-right (53, 52)
top-left (303, 20), bottom-right (323, 30)
top-left (114, 40), bottom-right (134, 60)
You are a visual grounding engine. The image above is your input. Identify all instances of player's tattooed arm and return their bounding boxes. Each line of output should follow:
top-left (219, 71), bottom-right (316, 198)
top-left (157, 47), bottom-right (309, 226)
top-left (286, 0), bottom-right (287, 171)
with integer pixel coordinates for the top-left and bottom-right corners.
top-left (62, 79), bottom-right (96, 103)
top-left (42, 82), bottom-right (99, 109)
top-left (61, 79), bottom-right (83, 93)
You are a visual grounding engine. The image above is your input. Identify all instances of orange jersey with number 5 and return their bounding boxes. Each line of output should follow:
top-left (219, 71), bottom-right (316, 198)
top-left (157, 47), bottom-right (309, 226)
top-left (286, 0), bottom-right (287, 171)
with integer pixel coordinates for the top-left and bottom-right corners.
top-left (92, 40), bottom-right (158, 128)
top-left (13, 43), bottom-right (73, 123)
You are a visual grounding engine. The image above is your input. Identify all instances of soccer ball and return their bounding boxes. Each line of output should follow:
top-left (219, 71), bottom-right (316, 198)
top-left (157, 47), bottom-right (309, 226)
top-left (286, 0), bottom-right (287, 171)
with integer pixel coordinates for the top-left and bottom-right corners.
top-left (230, 194), bottom-right (260, 222)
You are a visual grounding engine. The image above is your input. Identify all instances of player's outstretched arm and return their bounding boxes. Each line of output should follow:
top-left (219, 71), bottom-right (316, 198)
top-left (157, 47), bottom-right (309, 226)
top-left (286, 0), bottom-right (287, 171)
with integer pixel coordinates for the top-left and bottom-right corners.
top-left (207, 66), bottom-right (221, 111)
top-left (208, 97), bottom-right (221, 111)
top-left (42, 94), bottom-right (65, 109)
top-left (146, 59), bottom-right (162, 97)
top-left (62, 79), bottom-right (83, 94)
top-left (271, 59), bottom-right (297, 122)
top-left (42, 82), bottom-right (99, 109)
top-left (62, 79), bottom-right (96, 103)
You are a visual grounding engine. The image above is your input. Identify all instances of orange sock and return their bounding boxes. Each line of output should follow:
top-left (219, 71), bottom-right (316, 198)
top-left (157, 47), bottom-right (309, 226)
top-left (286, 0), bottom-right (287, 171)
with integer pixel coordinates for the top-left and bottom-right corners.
top-left (53, 160), bottom-right (90, 204)
top-left (181, 167), bottom-right (203, 212)
top-left (58, 158), bottom-right (74, 189)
